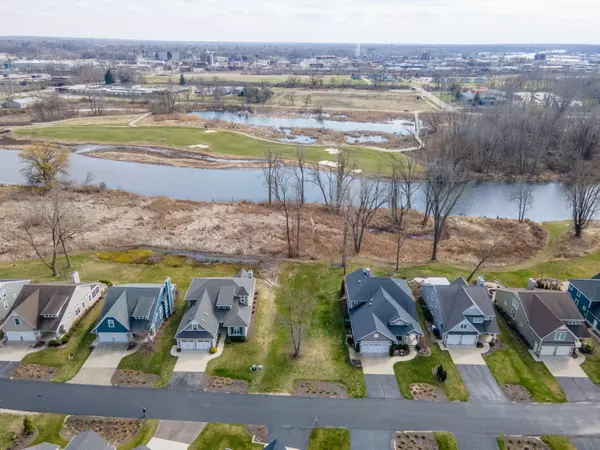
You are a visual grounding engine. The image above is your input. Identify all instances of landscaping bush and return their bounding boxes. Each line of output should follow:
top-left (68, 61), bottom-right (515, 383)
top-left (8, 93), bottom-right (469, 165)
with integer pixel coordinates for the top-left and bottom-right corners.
top-left (436, 364), bottom-right (448, 383)
top-left (476, 341), bottom-right (484, 348)
top-left (48, 339), bottom-right (61, 347)
top-left (389, 345), bottom-right (395, 357)
top-left (23, 417), bottom-right (35, 436)
top-left (99, 279), bottom-right (113, 287)
top-left (415, 343), bottom-right (421, 352)
top-left (422, 304), bottom-right (434, 323)
top-left (61, 336), bottom-right (70, 345)
top-left (225, 338), bottom-right (232, 345)
top-left (209, 346), bottom-right (218, 354)
top-left (346, 335), bottom-right (354, 347)
top-left (432, 328), bottom-right (441, 339)
top-left (581, 343), bottom-right (594, 354)
top-left (355, 342), bottom-right (360, 353)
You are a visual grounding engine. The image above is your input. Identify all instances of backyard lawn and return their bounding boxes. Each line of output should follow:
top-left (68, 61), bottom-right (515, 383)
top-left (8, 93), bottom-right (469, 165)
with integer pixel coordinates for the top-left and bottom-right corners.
top-left (307, 428), bottom-right (351, 450)
top-left (14, 125), bottom-right (415, 175)
top-left (581, 344), bottom-right (600, 383)
top-left (207, 263), bottom-right (365, 397)
top-left (484, 314), bottom-right (566, 403)
top-left (188, 423), bottom-right (262, 450)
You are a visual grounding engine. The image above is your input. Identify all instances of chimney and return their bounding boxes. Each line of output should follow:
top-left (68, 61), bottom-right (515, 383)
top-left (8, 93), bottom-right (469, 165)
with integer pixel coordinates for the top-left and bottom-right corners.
top-left (364, 267), bottom-right (371, 277)
top-left (71, 271), bottom-right (80, 284)
top-left (476, 276), bottom-right (485, 287)
top-left (527, 278), bottom-right (536, 290)
top-left (248, 270), bottom-right (254, 278)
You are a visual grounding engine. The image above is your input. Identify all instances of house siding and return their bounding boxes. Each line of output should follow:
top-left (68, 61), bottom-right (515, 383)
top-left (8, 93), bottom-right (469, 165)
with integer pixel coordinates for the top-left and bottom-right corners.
top-left (541, 329), bottom-right (578, 345)
top-left (0, 281), bottom-right (29, 323)
top-left (359, 331), bottom-right (394, 343)
top-left (495, 290), bottom-right (540, 349)
top-left (568, 284), bottom-right (600, 330)
top-left (60, 284), bottom-right (101, 333)
top-left (95, 317), bottom-right (129, 334)
top-left (422, 285), bottom-right (445, 332)
top-left (2, 313), bottom-right (35, 333)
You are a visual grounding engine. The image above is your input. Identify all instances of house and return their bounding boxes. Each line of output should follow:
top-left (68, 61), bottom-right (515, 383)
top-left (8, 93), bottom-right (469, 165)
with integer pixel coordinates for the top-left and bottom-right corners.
top-left (64, 430), bottom-right (115, 450)
top-left (0, 279), bottom-right (30, 323)
top-left (567, 278), bottom-right (600, 332)
top-left (1, 97), bottom-right (37, 109)
top-left (1, 283), bottom-right (101, 342)
top-left (93, 278), bottom-right (174, 344)
top-left (422, 277), bottom-right (499, 346)
top-left (25, 444), bottom-right (60, 450)
top-left (345, 268), bottom-right (423, 354)
top-left (263, 439), bottom-right (286, 450)
top-left (495, 289), bottom-right (590, 357)
top-left (176, 269), bottom-right (255, 350)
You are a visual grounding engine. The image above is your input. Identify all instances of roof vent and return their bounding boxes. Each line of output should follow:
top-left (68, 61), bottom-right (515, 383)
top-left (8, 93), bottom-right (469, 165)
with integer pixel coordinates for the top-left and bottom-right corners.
top-left (204, 312), bottom-right (209, 316)
top-left (201, 318), bottom-right (206, 323)
top-left (358, 280), bottom-right (361, 284)
top-left (527, 278), bottom-right (536, 290)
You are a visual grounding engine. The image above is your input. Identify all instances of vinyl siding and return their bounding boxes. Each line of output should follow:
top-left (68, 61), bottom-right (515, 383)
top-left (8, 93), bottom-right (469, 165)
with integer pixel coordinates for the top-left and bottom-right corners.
top-left (568, 284), bottom-right (598, 330)
top-left (541, 328), bottom-right (578, 345)
top-left (359, 331), bottom-right (394, 343)
top-left (60, 284), bottom-right (101, 332)
top-left (95, 317), bottom-right (129, 333)
top-left (0, 281), bottom-right (29, 322)
top-left (2, 313), bottom-right (35, 333)
top-left (495, 290), bottom-right (540, 349)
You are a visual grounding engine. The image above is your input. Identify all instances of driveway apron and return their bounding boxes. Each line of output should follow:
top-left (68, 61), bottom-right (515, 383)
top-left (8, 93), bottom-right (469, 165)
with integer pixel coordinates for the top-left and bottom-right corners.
top-left (364, 374), bottom-right (402, 399)
top-left (555, 377), bottom-right (600, 403)
top-left (456, 365), bottom-right (507, 403)
top-left (571, 437), bottom-right (600, 450)
top-left (267, 426), bottom-right (310, 450)
top-left (455, 433), bottom-right (500, 450)
top-left (351, 429), bottom-right (392, 450)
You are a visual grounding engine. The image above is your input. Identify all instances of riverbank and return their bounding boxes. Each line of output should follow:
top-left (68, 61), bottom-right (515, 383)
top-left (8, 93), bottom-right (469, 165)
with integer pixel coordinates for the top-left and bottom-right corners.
top-left (0, 186), bottom-right (550, 267)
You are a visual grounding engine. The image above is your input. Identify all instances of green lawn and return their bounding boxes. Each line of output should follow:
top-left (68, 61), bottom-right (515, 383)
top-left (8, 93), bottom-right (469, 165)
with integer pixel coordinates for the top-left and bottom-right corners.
top-left (14, 125), bottom-right (416, 175)
top-left (207, 263), bottom-right (365, 397)
top-left (189, 423), bottom-right (262, 450)
top-left (393, 300), bottom-right (469, 401)
top-left (118, 420), bottom-right (159, 450)
top-left (0, 414), bottom-right (67, 449)
top-left (434, 432), bottom-right (458, 450)
top-left (484, 314), bottom-right (566, 403)
top-left (581, 345), bottom-right (600, 383)
top-left (308, 428), bottom-right (351, 450)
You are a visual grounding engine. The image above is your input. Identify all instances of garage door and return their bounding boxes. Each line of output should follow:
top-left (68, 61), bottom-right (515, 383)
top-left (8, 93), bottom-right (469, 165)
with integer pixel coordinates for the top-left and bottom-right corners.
top-left (446, 334), bottom-right (478, 346)
top-left (195, 340), bottom-right (212, 350)
top-left (5, 331), bottom-right (37, 342)
top-left (179, 340), bottom-right (196, 350)
top-left (98, 333), bottom-right (129, 343)
top-left (179, 340), bottom-right (212, 350)
top-left (555, 345), bottom-right (574, 356)
top-left (540, 345), bottom-right (557, 356)
top-left (360, 342), bottom-right (390, 354)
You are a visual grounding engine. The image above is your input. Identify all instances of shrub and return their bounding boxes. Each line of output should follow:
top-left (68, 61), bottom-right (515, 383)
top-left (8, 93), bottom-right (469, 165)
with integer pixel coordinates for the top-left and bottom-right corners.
top-left (225, 338), bottom-right (232, 345)
top-left (476, 341), bottom-right (484, 348)
top-left (422, 304), bottom-right (434, 323)
top-left (389, 344), bottom-right (395, 357)
top-left (61, 336), bottom-right (69, 345)
top-left (23, 417), bottom-right (35, 436)
top-left (48, 339), bottom-right (61, 347)
top-left (415, 343), bottom-right (421, 352)
top-left (355, 342), bottom-right (360, 353)
top-left (209, 346), bottom-right (217, 354)
top-left (433, 328), bottom-right (441, 339)
top-left (346, 335), bottom-right (354, 347)
top-left (437, 364), bottom-right (448, 383)
top-left (99, 279), bottom-right (113, 287)
top-left (581, 343), bottom-right (594, 354)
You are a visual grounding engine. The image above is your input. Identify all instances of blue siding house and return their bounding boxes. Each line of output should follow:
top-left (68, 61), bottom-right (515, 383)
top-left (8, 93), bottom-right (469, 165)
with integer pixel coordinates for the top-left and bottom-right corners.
top-left (93, 277), bottom-right (175, 344)
top-left (568, 278), bottom-right (600, 332)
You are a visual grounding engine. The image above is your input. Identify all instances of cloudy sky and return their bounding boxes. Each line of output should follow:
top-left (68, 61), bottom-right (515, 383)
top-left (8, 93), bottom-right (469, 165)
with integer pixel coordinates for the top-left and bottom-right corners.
top-left (1, 0), bottom-right (599, 44)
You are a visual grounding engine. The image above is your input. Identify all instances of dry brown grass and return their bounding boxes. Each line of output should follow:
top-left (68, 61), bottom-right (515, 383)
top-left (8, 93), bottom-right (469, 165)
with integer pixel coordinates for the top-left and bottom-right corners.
top-left (554, 222), bottom-right (600, 259)
top-left (0, 187), bottom-right (546, 266)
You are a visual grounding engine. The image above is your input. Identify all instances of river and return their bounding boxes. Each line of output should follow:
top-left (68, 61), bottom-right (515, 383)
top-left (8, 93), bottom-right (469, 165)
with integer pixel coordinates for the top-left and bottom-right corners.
top-left (0, 149), bottom-right (571, 221)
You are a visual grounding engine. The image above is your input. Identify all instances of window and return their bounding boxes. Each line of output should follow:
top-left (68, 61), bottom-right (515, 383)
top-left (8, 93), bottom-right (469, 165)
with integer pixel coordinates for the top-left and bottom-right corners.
top-left (14, 317), bottom-right (20, 326)
top-left (192, 324), bottom-right (199, 331)
top-left (577, 291), bottom-right (581, 298)
top-left (82, 301), bottom-right (86, 309)
top-left (108, 319), bottom-right (115, 329)
top-left (1, 289), bottom-right (6, 300)
top-left (75, 307), bottom-right (81, 316)
top-left (3, 301), bottom-right (8, 310)
top-left (575, 298), bottom-right (579, 307)
top-left (373, 333), bottom-right (379, 338)
top-left (510, 309), bottom-right (517, 320)
top-left (554, 332), bottom-right (567, 341)
top-left (472, 317), bottom-right (483, 324)
top-left (511, 298), bottom-right (519, 310)
top-left (231, 327), bottom-right (243, 335)
top-left (460, 323), bottom-right (468, 330)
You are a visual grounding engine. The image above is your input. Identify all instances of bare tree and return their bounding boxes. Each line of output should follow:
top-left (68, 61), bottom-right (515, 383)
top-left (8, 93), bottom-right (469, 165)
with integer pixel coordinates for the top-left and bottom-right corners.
top-left (261, 147), bottom-right (282, 205)
top-left (19, 143), bottom-right (70, 189)
top-left (348, 178), bottom-right (387, 253)
top-left (87, 92), bottom-right (105, 116)
top-left (278, 288), bottom-right (317, 358)
top-left (303, 94), bottom-right (312, 109)
top-left (31, 92), bottom-right (67, 122)
top-left (509, 183), bottom-right (534, 222)
top-left (394, 227), bottom-right (407, 271)
top-left (389, 156), bottom-right (417, 227)
top-left (151, 88), bottom-right (180, 114)
top-left (285, 89), bottom-right (296, 106)
top-left (310, 149), bottom-right (357, 213)
top-left (292, 146), bottom-right (306, 206)
top-left (275, 171), bottom-right (302, 258)
top-left (565, 164), bottom-right (600, 237)
top-left (466, 240), bottom-right (501, 282)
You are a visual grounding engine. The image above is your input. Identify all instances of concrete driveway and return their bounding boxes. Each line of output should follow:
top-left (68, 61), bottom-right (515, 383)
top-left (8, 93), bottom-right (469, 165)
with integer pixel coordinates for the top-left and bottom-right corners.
top-left (360, 351), bottom-right (416, 375)
top-left (0, 361), bottom-right (19, 379)
top-left (350, 429), bottom-right (392, 450)
top-left (70, 343), bottom-right (137, 386)
top-left (364, 374), bottom-right (402, 399)
top-left (571, 437), bottom-right (600, 450)
top-left (538, 355), bottom-right (600, 402)
top-left (0, 342), bottom-right (44, 362)
top-left (148, 420), bottom-right (206, 450)
top-left (167, 337), bottom-right (224, 390)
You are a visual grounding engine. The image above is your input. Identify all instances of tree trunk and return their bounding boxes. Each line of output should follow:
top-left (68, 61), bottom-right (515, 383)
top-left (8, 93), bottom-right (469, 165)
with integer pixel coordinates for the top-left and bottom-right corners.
top-left (342, 218), bottom-right (349, 275)
top-left (395, 236), bottom-right (401, 271)
top-left (61, 239), bottom-right (72, 268)
top-left (575, 222), bottom-right (582, 238)
top-left (51, 249), bottom-right (58, 277)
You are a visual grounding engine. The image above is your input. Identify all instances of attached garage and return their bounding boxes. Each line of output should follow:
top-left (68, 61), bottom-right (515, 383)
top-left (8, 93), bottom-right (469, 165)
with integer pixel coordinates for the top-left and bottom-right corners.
top-left (539, 344), bottom-right (574, 356)
top-left (178, 339), bottom-right (212, 350)
top-left (5, 331), bottom-right (37, 342)
top-left (97, 333), bottom-right (129, 344)
top-left (360, 341), bottom-right (391, 354)
top-left (445, 333), bottom-right (478, 346)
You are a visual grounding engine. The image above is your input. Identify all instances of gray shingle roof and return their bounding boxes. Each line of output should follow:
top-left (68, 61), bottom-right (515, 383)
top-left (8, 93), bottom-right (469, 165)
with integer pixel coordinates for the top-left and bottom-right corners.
top-left (435, 285), bottom-right (499, 333)
top-left (25, 444), bottom-right (60, 450)
top-left (216, 285), bottom-right (235, 308)
top-left (64, 430), bottom-right (115, 450)
top-left (176, 290), bottom-right (220, 339)
top-left (451, 276), bottom-right (468, 286)
top-left (568, 279), bottom-right (600, 302)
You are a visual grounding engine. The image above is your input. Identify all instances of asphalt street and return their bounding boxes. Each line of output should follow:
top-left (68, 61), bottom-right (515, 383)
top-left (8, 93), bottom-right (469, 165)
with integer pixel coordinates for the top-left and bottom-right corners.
top-left (456, 365), bottom-right (508, 403)
top-left (2, 380), bottom-right (600, 437)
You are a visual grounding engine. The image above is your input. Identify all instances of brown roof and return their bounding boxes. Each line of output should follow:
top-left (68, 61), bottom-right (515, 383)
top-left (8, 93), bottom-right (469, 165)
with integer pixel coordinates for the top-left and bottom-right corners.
top-left (11, 284), bottom-right (78, 332)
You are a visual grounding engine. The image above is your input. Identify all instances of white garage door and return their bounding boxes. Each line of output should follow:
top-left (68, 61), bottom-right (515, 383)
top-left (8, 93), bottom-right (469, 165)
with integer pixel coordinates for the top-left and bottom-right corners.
top-left (179, 340), bottom-right (196, 350)
top-left (98, 333), bottom-right (129, 343)
top-left (540, 345), bottom-right (557, 356)
top-left (446, 334), bottom-right (478, 346)
top-left (179, 340), bottom-right (212, 350)
top-left (360, 341), bottom-right (390, 354)
top-left (555, 346), bottom-right (574, 356)
top-left (446, 334), bottom-right (461, 345)
top-left (195, 340), bottom-right (212, 350)
top-left (5, 331), bottom-right (37, 342)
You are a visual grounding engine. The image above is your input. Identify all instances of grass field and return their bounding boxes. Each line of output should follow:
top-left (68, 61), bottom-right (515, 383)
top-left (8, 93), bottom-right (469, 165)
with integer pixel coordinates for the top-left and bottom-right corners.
top-left (207, 263), bottom-right (365, 397)
top-left (189, 423), bottom-right (262, 450)
top-left (15, 125), bottom-right (415, 175)
top-left (145, 72), bottom-right (366, 86)
top-left (0, 414), bottom-right (67, 448)
top-left (307, 428), bottom-right (351, 450)
top-left (484, 314), bottom-right (566, 403)
top-left (118, 420), bottom-right (159, 450)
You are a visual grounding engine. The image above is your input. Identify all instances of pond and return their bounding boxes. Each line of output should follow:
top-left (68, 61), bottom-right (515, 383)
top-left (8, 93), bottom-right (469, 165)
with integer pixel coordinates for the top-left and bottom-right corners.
top-left (190, 110), bottom-right (415, 135)
top-left (0, 149), bottom-right (575, 221)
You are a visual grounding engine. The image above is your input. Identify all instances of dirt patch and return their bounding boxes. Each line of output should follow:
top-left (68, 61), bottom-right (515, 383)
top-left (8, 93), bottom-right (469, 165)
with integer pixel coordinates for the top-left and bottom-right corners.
top-left (409, 383), bottom-right (448, 401)
top-left (111, 369), bottom-right (159, 388)
top-left (484, 342), bottom-right (506, 356)
top-left (6, 428), bottom-right (39, 450)
top-left (554, 223), bottom-right (600, 259)
top-left (12, 364), bottom-right (56, 382)
top-left (503, 436), bottom-right (550, 450)
top-left (246, 424), bottom-right (269, 444)
top-left (61, 415), bottom-right (142, 446)
top-left (204, 376), bottom-right (248, 393)
top-left (502, 384), bottom-right (534, 403)
top-left (394, 431), bottom-right (438, 450)
top-left (293, 380), bottom-right (348, 398)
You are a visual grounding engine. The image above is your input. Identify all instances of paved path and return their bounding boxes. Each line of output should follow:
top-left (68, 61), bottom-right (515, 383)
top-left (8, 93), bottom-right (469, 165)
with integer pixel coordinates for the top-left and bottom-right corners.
top-left (364, 374), bottom-right (402, 399)
top-left (350, 429), bottom-right (392, 450)
top-left (571, 437), bottom-right (600, 450)
top-left (0, 361), bottom-right (18, 379)
top-left (456, 365), bottom-right (507, 403)
top-left (455, 433), bottom-right (499, 450)
top-left (268, 425), bottom-right (310, 450)
top-left (3, 380), bottom-right (600, 436)
top-left (129, 112), bottom-right (152, 127)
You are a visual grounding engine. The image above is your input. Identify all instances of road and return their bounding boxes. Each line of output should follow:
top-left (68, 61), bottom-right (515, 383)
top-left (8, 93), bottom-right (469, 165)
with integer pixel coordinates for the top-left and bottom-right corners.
top-left (414, 86), bottom-right (454, 111)
top-left (1, 380), bottom-right (600, 437)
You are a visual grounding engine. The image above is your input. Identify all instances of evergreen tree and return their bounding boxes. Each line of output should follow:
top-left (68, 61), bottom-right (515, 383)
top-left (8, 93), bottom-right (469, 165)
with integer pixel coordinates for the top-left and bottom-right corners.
top-left (179, 74), bottom-right (186, 86)
top-left (104, 69), bottom-right (115, 85)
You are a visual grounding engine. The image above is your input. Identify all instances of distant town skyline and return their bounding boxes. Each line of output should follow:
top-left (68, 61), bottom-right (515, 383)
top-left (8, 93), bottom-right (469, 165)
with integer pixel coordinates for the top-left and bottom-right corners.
top-left (1, 0), bottom-right (599, 45)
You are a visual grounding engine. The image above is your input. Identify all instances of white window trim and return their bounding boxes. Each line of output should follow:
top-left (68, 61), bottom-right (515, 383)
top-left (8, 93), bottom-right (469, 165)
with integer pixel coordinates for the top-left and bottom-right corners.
top-left (3, 301), bottom-right (8, 310)
top-left (512, 298), bottom-right (519, 310)
top-left (14, 317), bottom-right (20, 326)
top-left (554, 332), bottom-right (567, 341)
top-left (107, 319), bottom-right (115, 329)
top-left (510, 309), bottom-right (517, 320)
top-left (472, 317), bottom-right (483, 324)
top-left (577, 291), bottom-right (581, 298)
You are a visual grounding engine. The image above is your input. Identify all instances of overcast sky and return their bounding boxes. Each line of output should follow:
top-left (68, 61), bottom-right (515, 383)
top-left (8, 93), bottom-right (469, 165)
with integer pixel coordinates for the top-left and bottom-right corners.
top-left (1, 0), bottom-right (599, 44)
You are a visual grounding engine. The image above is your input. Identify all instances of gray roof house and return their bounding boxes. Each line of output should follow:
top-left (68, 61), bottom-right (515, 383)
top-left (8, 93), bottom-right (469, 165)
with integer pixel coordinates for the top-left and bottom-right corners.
top-left (176, 269), bottom-right (255, 350)
top-left (345, 268), bottom-right (423, 354)
top-left (496, 289), bottom-right (590, 357)
top-left (0, 279), bottom-right (30, 323)
top-left (1, 282), bottom-right (101, 342)
top-left (64, 430), bottom-right (115, 450)
top-left (422, 277), bottom-right (499, 346)
top-left (25, 444), bottom-right (60, 450)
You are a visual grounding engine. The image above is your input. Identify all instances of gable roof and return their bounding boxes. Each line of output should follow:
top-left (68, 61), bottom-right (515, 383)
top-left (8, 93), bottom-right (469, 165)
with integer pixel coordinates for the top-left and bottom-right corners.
top-left (346, 269), bottom-right (423, 342)
top-left (94, 284), bottom-right (164, 333)
top-left (65, 430), bottom-right (115, 450)
top-left (435, 284), bottom-right (499, 333)
top-left (451, 276), bottom-right (468, 286)
top-left (263, 439), bottom-right (286, 450)
top-left (568, 279), bottom-right (600, 302)
top-left (176, 290), bottom-right (220, 339)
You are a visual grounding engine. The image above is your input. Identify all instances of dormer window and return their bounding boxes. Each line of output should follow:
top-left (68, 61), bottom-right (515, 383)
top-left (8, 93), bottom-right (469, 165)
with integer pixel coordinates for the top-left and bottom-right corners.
top-left (108, 319), bottom-right (115, 328)
top-left (472, 317), bottom-right (483, 324)
top-left (239, 296), bottom-right (246, 304)
top-left (14, 317), bottom-right (20, 326)
top-left (192, 324), bottom-right (199, 331)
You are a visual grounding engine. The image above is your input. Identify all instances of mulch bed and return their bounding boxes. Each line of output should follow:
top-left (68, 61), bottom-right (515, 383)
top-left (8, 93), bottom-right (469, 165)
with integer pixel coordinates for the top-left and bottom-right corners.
top-left (6, 428), bottom-right (38, 450)
top-left (111, 369), bottom-right (159, 388)
top-left (204, 376), bottom-right (248, 393)
top-left (12, 364), bottom-right (56, 382)
top-left (246, 424), bottom-right (269, 444)
top-left (503, 436), bottom-right (550, 450)
top-left (409, 383), bottom-right (448, 401)
top-left (394, 431), bottom-right (439, 450)
top-left (502, 384), bottom-right (534, 403)
top-left (293, 381), bottom-right (348, 398)
top-left (61, 415), bottom-right (141, 446)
